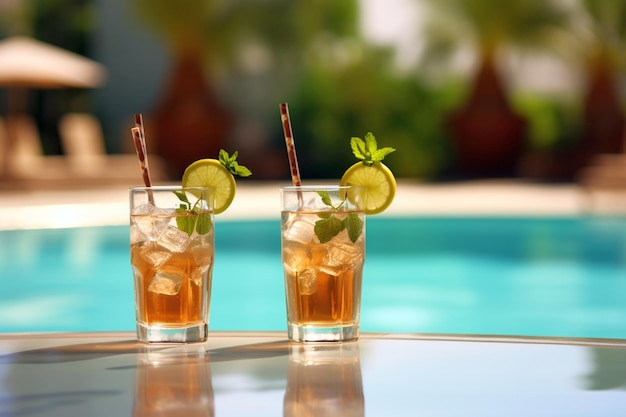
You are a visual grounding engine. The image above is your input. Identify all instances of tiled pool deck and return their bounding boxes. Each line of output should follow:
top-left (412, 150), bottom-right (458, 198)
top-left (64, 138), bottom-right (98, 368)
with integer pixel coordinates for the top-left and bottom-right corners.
top-left (0, 180), bottom-right (590, 230)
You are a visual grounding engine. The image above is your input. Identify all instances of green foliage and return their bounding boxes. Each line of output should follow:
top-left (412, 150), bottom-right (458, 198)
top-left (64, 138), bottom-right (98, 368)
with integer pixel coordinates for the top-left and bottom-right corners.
top-left (284, 45), bottom-right (453, 179)
top-left (0, 0), bottom-right (94, 50)
top-left (421, 0), bottom-right (574, 55)
top-left (513, 93), bottom-right (582, 151)
top-left (0, 2), bottom-right (31, 36)
top-left (131, 0), bottom-right (360, 69)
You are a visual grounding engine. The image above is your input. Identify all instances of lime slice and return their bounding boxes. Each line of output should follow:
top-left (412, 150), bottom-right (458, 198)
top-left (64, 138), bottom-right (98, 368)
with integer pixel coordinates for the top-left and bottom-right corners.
top-left (340, 161), bottom-right (397, 214)
top-left (182, 159), bottom-right (237, 214)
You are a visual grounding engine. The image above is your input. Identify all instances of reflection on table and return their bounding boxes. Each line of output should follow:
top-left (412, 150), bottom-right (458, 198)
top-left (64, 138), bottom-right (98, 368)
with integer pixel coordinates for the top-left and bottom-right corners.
top-left (0, 332), bottom-right (625, 416)
top-left (133, 345), bottom-right (214, 417)
top-left (284, 342), bottom-right (364, 417)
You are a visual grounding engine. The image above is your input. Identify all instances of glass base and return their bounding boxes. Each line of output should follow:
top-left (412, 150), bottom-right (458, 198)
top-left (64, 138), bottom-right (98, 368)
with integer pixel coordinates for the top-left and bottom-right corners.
top-left (136, 322), bottom-right (208, 343)
top-left (288, 322), bottom-right (359, 343)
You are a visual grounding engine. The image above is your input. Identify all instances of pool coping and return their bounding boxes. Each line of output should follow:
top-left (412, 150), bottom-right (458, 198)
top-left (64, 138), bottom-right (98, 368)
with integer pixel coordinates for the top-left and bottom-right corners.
top-left (0, 179), bottom-right (596, 230)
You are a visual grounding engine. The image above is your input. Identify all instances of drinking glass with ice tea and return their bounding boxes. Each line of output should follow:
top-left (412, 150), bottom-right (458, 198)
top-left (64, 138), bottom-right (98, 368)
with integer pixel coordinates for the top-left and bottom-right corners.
top-left (278, 103), bottom-right (397, 342)
top-left (128, 114), bottom-right (251, 343)
top-left (281, 186), bottom-right (366, 342)
top-left (130, 186), bottom-right (215, 343)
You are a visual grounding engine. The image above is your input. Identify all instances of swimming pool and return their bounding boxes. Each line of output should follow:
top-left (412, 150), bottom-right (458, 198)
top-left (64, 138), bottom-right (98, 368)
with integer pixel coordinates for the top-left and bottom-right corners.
top-left (1, 216), bottom-right (626, 339)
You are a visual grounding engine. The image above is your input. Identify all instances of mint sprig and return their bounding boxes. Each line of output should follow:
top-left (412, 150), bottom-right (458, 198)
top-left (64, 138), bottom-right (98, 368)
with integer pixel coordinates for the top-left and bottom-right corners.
top-left (219, 149), bottom-right (252, 177)
top-left (351, 132), bottom-right (396, 166)
top-left (313, 191), bottom-right (363, 244)
top-left (314, 214), bottom-right (344, 244)
top-left (173, 191), bottom-right (213, 236)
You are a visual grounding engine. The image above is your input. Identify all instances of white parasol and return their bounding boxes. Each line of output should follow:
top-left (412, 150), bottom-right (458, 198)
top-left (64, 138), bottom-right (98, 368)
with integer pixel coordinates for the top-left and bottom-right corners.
top-left (0, 36), bottom-right (107, 178)
top-left (0, 36), bottom-right (106, 88)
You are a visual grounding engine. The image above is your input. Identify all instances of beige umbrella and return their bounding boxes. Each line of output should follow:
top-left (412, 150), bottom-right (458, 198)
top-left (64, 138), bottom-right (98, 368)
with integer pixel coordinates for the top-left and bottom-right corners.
top-left (0, 36), bottom-right (107, 178)
top-left (0, 36), bottom-right (106, 88)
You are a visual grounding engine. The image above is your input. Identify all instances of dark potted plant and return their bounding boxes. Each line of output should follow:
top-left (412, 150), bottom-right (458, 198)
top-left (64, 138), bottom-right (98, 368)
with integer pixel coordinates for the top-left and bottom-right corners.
top-left (421, 0), bottom-right (572, 177)
top-left (131, 0), bottom-right (244, 178)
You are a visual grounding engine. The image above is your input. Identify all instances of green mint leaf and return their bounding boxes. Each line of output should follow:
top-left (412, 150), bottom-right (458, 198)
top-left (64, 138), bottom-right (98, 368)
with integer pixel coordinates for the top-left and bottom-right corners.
top-left (372, 147), bottom-right (396, 162)
top-left (343, 213), bottom-right (363, 243)
top-left (218, 149), bottom-right (229, 166)
top-left (234, 165), bottom-right (252, 177)
top-left (195, 211), bottom-right (212, 235)
top-left (173, 193), bottom-right (213, 236)
top-left (314, 215), bottom-right (345, 243)
top-left (313, 192), bottom-right (360, 242)
top-left (317, 191), bottom-right (334, 207)
top-left (173, 190), bottom-right (191, 206)
top-left (364, 132), bottom-right (377, 159)
top-left (350, 137), bottom-right (367, 160)
top-left (176, 207), bottom-right (197, 236)
top-left (218, 149), bottom-right (253, 177)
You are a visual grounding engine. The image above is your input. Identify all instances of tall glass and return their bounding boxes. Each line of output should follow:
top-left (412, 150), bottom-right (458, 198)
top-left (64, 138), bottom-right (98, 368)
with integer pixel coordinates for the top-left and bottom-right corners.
top-left (281, 185), bottom-right (366, 342)
top-left (130, 186), bottom-right (214, 343)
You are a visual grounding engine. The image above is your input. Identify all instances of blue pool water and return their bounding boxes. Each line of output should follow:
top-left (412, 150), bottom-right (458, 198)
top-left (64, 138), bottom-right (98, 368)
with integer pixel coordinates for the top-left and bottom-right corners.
top-left (1, 216), bottom-right (626, 339)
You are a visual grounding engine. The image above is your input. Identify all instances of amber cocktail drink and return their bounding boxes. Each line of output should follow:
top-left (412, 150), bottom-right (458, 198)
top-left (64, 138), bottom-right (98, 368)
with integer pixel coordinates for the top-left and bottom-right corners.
top-left (130, 186), bottom-right (214, 343)
top-left (281, 186), bottom-right (365, 342)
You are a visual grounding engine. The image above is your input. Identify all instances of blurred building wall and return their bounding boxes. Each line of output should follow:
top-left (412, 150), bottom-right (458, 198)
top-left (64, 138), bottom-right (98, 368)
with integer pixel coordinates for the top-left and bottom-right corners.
top-left (92, 0), bottom-right (168, 153)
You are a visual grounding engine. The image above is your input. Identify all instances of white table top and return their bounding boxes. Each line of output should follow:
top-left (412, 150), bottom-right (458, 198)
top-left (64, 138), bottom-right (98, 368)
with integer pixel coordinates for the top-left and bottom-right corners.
top-left (0, 331), bottom-right (625, 416)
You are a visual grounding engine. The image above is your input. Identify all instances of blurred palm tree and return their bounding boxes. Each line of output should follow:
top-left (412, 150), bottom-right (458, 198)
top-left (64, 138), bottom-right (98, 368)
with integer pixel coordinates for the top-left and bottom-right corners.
top-left (576, 0), bottom-right (626, 156)
top-left (419, 0), bottom-right (573, 177)
top-left (131, 0), bottom-right (359, 178)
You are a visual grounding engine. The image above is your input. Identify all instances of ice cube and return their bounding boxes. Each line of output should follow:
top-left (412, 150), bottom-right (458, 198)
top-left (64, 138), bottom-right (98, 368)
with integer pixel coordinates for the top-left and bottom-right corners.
top-left (284, 216), bottom-right (316, 244)
top-left (191, 264), bottom-right (210, 286)
top-left (148, 269), bottom-right (183, 295)
top-left (191, 244), bottom-right (213, 266)
top-left (132, 203), bottom-right (158, 215)
top-left (139, 242), bottom-right (172, 268)
top-left (131, 204), bottom-right (170, 240)
top-left (130, 225), bottom-right (148, 245)
top-left (298, 267), bottom-right (318, 295)
top-left (283, 245), bottom-right (311, 273)
top-left (318, 263), bottom-right (342, 277)
top-left (310, 244), bottom-right (327, 265)
top-left (158, 226), bottom-right (191, 253)
top-left (325, 243), bottom-right (363, 270)
top-left (309, 244), bottom-right (342, 276)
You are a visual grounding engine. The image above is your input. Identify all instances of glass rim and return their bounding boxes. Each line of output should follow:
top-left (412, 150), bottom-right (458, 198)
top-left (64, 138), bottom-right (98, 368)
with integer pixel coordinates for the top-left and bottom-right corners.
top-left (129, 185), bottom-right (214, 192)
top-left (280, 185), bottom-right (365, 191)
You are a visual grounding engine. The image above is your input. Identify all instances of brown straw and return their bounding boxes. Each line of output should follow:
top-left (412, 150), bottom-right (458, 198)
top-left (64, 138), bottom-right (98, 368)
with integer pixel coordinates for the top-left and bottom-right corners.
top-left (134, 114), bottom-right (147, 151)
top-left (133, 114), bottom-right (150, 172)
top-left (279, 103), bottom-right (302, 187)
top-left (131, 124), bottom-right (154, 204)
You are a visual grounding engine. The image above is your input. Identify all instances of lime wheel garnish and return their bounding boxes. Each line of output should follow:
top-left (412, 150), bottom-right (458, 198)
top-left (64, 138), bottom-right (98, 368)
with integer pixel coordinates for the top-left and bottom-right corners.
top-left (182, 150), bottom-right (251, 214)
top-left (340, 161), bottom-right (397, 214)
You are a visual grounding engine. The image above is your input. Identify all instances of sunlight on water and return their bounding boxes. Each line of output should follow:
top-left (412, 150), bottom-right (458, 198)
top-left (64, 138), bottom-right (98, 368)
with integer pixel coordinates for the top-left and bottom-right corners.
top-left (0, 295), bottom-right (86, 329)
